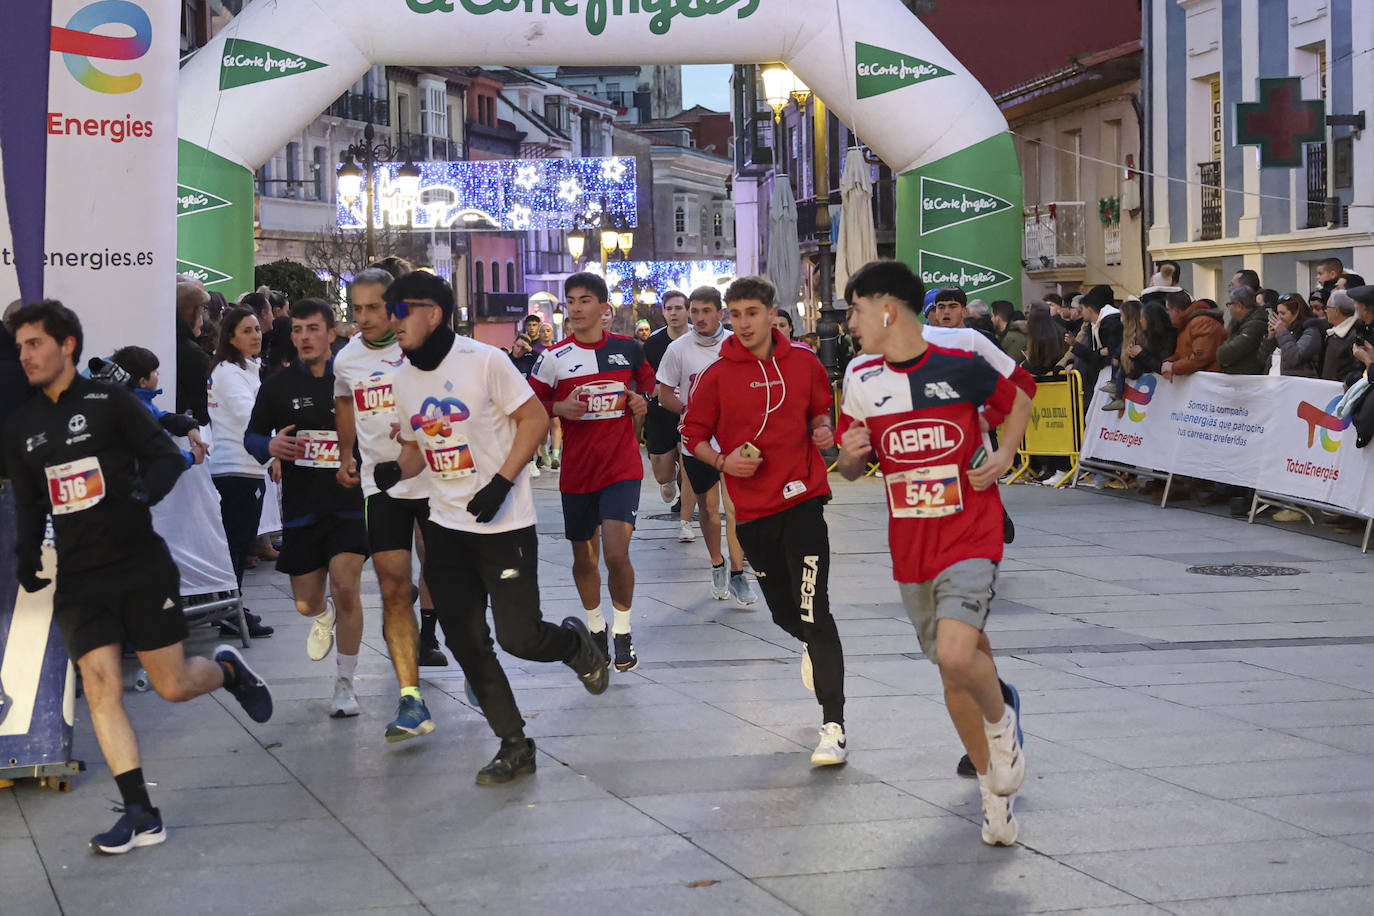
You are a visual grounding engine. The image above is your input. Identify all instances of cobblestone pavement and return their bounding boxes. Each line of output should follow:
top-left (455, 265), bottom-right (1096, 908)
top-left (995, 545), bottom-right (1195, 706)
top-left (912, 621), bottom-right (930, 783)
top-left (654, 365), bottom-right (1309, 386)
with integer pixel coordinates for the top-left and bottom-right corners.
top-left (5, 472), bottom-right (1374, 915)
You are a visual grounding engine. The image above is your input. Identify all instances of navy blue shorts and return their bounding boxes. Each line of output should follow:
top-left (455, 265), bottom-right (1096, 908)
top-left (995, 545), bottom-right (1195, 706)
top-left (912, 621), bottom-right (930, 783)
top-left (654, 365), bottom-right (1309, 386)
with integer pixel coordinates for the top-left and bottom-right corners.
top-left (561, 479), bottom-right (641, 542)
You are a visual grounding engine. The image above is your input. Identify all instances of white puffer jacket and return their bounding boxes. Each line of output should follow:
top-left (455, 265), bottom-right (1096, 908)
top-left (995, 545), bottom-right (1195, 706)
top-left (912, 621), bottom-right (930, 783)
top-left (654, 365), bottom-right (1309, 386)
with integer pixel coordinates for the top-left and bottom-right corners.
top-left (207, 359), bottom-right (268, 478)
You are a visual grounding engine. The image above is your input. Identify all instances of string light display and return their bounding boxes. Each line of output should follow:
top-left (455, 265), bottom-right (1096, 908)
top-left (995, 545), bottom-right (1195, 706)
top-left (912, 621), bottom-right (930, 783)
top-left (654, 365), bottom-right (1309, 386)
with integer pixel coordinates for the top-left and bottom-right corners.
top-left (585, 259), bottom-right (737, 304)
top-left (337, 156), bottom-right (637, 232)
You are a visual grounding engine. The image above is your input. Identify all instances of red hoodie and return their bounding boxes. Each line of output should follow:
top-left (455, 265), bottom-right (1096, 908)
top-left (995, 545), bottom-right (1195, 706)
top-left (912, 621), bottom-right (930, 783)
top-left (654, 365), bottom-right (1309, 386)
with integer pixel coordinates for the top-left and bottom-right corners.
top-left (682, 329), bottom-right (832, 523)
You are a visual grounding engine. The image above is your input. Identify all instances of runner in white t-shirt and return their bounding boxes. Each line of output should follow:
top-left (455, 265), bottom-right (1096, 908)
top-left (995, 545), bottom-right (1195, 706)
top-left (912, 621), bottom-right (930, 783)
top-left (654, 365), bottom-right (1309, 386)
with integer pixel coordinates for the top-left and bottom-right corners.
top-left (333, 268), bottom-right (442, 742)
top-left (375, 272), bottom-right (608, 785)
top-left (656, 286), bottom-right (757, 606)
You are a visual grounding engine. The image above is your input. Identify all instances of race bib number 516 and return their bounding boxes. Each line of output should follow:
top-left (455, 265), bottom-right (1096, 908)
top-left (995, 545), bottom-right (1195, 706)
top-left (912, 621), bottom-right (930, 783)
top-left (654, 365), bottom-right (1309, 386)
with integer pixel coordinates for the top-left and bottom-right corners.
top-left (45, 456), bottom-right (106, 515)
top-left (886, 464), bottom-right (963, 518)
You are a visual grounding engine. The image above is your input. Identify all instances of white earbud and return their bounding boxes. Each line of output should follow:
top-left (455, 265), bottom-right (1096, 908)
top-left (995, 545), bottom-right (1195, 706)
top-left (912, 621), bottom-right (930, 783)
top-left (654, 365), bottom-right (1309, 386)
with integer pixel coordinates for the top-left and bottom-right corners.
top-left (883, 312), bottom-right (891, 328)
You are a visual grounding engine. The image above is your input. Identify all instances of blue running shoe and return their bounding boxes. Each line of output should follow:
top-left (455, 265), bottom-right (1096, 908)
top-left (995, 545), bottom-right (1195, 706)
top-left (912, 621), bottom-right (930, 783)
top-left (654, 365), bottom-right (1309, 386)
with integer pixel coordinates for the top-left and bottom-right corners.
top-left (1000, 679), bottom-right (1023, 747)
top-left (464, 681), bottom-right (480, 707)
top-left (214, 645), bottom-right (273, 723)
top-left (385, 695), bottom-right (436, 743)
top-left (91, 803), bottom-right (165, 855)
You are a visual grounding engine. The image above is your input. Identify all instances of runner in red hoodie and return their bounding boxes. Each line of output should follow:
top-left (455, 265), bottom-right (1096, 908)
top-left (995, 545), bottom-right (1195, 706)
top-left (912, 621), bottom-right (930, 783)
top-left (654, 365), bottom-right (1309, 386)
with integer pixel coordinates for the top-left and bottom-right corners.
top-left (681, 275), bottom-right (849, 766)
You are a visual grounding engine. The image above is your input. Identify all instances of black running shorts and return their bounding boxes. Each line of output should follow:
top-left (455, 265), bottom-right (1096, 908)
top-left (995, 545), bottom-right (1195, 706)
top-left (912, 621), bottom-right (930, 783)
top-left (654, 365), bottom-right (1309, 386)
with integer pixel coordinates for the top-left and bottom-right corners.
top-left (681, 453), bottom-right (722, 497)
top-left (644, 401), bottom-right (681, 456)
top-left (54, 546), bottom-right (188, 663)
top-left (277, 514), bottom-right (370, 576)
top-left (560, 478), bottom-right (641, 542)
top-left (365, 492), bottom-right (430, 554)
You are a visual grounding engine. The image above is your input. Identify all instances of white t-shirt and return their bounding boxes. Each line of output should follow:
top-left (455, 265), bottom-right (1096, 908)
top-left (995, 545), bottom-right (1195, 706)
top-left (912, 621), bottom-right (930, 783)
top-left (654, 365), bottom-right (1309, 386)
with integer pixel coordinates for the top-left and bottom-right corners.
top-left (392, 337), bottom-right (537, 534)
top-left (332, 335), bottom-right (427, 500)
top-left (657, 326), bottom-right (731, 456)
top-left (922, 325), bottom-right (1017, 378)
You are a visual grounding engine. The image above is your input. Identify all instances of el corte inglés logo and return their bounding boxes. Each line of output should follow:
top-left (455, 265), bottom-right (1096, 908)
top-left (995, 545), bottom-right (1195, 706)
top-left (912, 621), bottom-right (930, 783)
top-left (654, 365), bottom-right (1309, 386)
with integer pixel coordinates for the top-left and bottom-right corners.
top-left (219, 38), bottom-right (326, 90)
top-left (855, 41), bottom-right (952, 99)
top-left (918, 251), bottom-right (1012, 295)
top-left (405, 0), bottom-right (760, 36)
top-left (176, 185), bottom-right (232, 218)
top-left (920, 177), bottom-right (1014, 235)
top-left (176, 259), bottom-right (233, 287)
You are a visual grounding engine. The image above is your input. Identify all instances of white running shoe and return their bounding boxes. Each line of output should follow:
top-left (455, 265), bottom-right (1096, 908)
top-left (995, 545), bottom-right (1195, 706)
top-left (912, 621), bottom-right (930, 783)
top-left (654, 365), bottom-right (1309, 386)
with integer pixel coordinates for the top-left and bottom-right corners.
top-left (1042, 469), bottom-right (1069, 488)
top-left (529, 459), bottom-right (541, 478)
top-left (801, 645), bottom-right (814, 692)
top-left (660, 480), bottom-right (678, 504)
top-left (306, 602), bottom-right (336, 661)
top-left (678, 520), bottom-right (696, 542)
top-left (329, 677), bottom-right (360, 718)
top-left (811, 722), bottom-right (848, 766)
top-left (979, 776), bottom-right (1018, 846)
top-left (728, 572), bottom-right (758, 607)
top-left (983, 707), bottom-right (1025, 796)
top-left (710, 565), bottom-right (729, 600)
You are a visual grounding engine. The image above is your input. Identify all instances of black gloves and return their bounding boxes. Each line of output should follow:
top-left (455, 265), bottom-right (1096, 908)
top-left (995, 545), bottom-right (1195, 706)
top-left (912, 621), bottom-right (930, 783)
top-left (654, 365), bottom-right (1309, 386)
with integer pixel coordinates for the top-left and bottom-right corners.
top-left (18, 552), bottom-right (50, 594)
top-left (374, 461), bottom-right (402, 493)
top-left (466, 474), bottom-right (513, 523)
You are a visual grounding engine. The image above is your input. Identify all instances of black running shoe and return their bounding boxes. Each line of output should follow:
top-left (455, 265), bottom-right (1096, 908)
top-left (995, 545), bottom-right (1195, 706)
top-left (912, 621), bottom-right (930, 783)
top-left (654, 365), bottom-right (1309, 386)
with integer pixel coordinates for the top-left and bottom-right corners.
top-left (214, 644), bottom-right (273, 723)
top-left (562, 617), bottom-right (609, 694)
top-left (592, 627), bottom-right (609, 668)
top-left (417, 635), bottom-right (448, 667)
top-left (219, 610), bottom-right (274, 639)
top-left (957, 754), bottom-right (976, 777)
top-left (613, 632), bottom-right (639, 673)
top-left (671, 497), bottom-right (682, 514)
top-left (91, 803), bottom-right (165, 854)
top-left (1002, 507), bottom-right (1015, 544)
top-left (476, 737), bottom-right (536, 785)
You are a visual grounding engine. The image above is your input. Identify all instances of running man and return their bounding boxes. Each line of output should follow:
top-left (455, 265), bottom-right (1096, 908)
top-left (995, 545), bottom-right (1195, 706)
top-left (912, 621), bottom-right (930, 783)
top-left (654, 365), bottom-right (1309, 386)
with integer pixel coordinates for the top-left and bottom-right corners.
top-left (245, 299), bottom-right (368, 719)
top-left (379, 271), bottom-right (607, 784)
top-left (640, 289), bottom-right (697, 541)
top-left (656, 286), bottom-right (758, 606)
top-left (529, 272), bottom-right (654, 673)
top-left (837, 261), bottom-right (1030, 846)
top-left (682, 276), bottom-right (848, 765)
top-left (333, 268), bottom-right (441, 741)
top-left (4, 301), bottom-right (271, 854)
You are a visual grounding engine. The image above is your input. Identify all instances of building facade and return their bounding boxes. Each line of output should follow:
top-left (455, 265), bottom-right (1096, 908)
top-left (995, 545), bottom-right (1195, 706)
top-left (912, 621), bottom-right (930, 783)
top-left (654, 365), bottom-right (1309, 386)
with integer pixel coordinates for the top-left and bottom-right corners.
top-left (1144, 0), bottom-right (1374, 299)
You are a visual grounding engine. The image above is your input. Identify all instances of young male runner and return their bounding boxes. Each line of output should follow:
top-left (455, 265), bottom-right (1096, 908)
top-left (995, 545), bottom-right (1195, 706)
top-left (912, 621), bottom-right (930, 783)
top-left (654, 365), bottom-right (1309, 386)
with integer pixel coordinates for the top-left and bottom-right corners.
top-left (333, 268), bottom-right (441, 741)
top-left (641, 289), bottom-right (698, 541)
top-left (378, 271), bottom-right (608, 783)
top-left (245, 299), bottom-right (368, 718)
top-left (837, 260), bottom-right (1031, 846)
top-left (4, 301), bottom-right (271, 854)
top-left (656, 287), bottom-right (757, 606)
top-left (529, 272), bottom-right (654, 673)
top-left (681, 276), bottom-right (848, 764)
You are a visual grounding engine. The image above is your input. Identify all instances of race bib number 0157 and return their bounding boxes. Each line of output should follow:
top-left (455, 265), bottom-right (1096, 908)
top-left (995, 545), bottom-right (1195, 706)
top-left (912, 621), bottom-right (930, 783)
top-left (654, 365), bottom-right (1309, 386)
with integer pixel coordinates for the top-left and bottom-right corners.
top-left (353, 376), bottom-right (396, 417)
top-left (886, 464), bottom-right (963, 518)
top-left (297, 429), bottom-right (342, 469)
top-left (45, 456), bottom-right (106, 515)
top-left (581, 381), bottom-right (627, 420)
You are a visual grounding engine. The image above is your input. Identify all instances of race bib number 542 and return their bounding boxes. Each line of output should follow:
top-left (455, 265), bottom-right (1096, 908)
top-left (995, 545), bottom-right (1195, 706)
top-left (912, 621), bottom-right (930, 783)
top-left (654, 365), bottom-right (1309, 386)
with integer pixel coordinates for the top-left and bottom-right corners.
top-left (886, 464), bottom-right (963, 518)
top-left (45, 456), bottom-right (106, 515)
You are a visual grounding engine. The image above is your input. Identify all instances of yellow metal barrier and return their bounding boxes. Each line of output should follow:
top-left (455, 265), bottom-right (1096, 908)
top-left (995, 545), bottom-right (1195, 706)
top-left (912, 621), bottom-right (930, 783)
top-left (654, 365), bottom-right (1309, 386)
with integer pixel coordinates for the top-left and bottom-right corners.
top-left (1006, 370), bottom-right (1084, 487)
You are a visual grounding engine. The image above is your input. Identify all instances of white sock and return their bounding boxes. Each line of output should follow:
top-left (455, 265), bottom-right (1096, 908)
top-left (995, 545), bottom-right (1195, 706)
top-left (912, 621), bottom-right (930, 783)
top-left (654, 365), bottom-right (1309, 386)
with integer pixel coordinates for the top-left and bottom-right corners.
top-left (337, 652), bottom-right (358, 680)
top-left (612, 607), bottom-right (632, 636)
top-left (985, 706), bottom-right (1012, 729)
top-left (585, 604), bottom-right (606, 633)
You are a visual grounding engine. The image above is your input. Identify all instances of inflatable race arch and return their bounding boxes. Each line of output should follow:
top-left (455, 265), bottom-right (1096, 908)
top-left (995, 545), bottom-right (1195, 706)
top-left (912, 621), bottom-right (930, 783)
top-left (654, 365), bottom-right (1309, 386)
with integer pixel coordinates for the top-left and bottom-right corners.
top-left (177, 0), bottom-right (1023, 305)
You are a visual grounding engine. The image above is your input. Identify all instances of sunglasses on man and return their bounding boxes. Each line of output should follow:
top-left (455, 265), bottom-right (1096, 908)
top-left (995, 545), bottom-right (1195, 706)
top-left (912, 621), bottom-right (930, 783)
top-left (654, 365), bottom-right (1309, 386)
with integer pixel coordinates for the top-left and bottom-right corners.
top-left (385, 300), bottom-right (438, 320)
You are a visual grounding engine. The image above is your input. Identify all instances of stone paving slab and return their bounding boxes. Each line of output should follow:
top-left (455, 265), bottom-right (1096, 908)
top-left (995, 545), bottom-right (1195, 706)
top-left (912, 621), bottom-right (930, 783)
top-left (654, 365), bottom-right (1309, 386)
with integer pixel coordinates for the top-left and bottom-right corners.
top-left (4, 474), bottom-right (1374, 914)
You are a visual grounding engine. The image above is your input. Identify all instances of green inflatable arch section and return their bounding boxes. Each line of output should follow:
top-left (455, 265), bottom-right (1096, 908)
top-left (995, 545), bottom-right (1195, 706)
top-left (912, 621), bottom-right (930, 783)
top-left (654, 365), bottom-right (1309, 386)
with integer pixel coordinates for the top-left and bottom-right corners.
top-left (177, 0), bottom-right (1021, 302)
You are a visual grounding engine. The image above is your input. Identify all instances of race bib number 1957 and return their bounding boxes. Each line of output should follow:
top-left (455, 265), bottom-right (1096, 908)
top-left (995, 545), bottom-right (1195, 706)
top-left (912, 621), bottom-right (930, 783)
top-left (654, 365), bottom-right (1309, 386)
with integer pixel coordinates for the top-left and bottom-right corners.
top-left (886, 464), bottom-right (963, 518)
top-left (45, 456), bottom-right (106, 515)
top-left (581, 381), bottom-right (627, 420)
top-left (297, 429), bottom-right (342, 469)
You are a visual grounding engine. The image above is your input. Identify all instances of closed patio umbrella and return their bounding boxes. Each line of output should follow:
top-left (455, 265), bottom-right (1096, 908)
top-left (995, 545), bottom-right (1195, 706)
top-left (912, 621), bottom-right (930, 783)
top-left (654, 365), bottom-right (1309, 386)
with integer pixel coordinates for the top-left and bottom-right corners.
top-left (767, 178), bottom-right (801, 313)
top-left (834, 147), bottom-right (878, 302)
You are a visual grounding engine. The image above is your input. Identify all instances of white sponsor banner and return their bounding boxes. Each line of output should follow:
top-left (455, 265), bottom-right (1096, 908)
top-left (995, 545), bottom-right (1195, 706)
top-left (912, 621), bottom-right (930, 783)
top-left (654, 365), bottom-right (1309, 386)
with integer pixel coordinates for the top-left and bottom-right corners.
top-left (0, 0), bottom-right (178, 392)
top-left (1081, 369), bottom-right (1374, 517)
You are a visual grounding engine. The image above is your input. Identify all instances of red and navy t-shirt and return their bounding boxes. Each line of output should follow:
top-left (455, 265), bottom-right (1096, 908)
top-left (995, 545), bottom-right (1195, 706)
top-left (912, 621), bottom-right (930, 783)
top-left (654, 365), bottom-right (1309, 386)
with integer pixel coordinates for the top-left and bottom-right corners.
top-left (529, 333), bottom-right (656, 494)
top-left (838, 345), bottom-right (1017, 583)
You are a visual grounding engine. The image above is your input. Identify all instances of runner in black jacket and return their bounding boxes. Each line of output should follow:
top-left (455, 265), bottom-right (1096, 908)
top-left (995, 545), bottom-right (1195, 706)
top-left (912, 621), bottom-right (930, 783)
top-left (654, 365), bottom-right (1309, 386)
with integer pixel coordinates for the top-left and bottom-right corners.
top-left (244, 299), bottom-right (368, 718)
top-left (3, 301), bottom-right (271, 855)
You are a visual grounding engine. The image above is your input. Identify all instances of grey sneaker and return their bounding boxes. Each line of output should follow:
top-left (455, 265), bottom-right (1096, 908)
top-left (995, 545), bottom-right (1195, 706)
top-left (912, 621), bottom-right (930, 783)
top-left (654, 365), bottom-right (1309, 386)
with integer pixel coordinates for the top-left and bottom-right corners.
top-left (710, 564), bottom-right (729, 600)
top-left (728, 572), bottom-right (758, 607)
top-left (329, 676), bottom-right (359, 718)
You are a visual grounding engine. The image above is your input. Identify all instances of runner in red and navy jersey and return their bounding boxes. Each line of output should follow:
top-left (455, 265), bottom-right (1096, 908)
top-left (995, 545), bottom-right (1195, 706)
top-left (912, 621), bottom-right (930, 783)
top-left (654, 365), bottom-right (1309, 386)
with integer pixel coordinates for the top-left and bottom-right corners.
top-left (528, 272), bottom-right (654, 673)
top-left (836, 260), bottom-right (1032, 847)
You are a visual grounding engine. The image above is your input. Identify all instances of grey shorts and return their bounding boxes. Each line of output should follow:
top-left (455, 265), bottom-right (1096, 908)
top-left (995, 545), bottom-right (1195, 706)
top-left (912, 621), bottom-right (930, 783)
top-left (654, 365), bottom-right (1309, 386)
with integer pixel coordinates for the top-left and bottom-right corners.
top-left (897, 558), bottom-right (997, 665)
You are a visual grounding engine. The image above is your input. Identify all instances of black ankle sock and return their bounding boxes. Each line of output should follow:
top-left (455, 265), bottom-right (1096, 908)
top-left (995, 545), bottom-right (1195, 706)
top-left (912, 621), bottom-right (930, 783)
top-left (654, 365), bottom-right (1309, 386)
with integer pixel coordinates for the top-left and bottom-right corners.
top-left (114, 768), bottom-right (152, 810)
top-left (712, 561), bottom-right (725, 570)
top-left (420, 609), bottom-right (437, 640)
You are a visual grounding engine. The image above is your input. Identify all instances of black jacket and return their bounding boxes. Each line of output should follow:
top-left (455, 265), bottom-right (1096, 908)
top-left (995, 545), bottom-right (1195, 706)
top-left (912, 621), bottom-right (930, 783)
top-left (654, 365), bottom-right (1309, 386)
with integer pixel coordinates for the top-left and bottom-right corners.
top-left (3, 375), bottom-right (184, 580)
top-left (1217, 306), bottom-right (1270, 375)
top-left (1071, 310), bottom-right (1122, 381)
top-left (175, 315), bottom-right (211, 424)
top-left (245, 361), bottom-right (362, 526)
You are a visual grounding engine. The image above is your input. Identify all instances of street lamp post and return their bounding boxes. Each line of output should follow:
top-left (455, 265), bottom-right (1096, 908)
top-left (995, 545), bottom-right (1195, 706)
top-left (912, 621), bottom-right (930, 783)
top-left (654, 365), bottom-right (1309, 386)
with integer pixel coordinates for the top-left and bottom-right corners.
top-left (336, 122), bottom-right (421, 264)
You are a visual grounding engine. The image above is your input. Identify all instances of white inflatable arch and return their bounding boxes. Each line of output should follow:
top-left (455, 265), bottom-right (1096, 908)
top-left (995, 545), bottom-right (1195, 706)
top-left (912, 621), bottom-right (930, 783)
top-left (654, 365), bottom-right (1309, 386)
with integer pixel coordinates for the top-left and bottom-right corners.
top-left (177, 0), bottom-right (1021, 302)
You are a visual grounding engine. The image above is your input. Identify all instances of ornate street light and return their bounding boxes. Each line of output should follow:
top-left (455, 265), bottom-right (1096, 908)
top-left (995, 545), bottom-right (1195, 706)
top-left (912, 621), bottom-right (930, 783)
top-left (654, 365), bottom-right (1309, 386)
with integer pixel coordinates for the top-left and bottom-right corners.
top-left (336, 122), bottom-right (420, 263)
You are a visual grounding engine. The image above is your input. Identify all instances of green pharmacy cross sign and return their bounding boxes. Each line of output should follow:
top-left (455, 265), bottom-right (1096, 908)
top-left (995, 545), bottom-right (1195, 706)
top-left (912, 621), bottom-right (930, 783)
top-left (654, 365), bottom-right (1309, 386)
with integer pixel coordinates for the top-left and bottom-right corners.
top-left (1234, 77), bottom-right (1325, 169)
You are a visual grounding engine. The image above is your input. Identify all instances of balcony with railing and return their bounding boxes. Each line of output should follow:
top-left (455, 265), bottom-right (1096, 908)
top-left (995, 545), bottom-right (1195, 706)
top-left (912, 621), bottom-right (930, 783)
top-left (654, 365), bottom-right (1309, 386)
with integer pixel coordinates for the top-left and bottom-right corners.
top-left (1022, 202), bottom-right (1086, 271)
top-left (327, 92), bottom-right (389, 125)
top-left (1199, 161), bottom-right (1222, 240)
top-left (395, 131), bottom-right (460, 163)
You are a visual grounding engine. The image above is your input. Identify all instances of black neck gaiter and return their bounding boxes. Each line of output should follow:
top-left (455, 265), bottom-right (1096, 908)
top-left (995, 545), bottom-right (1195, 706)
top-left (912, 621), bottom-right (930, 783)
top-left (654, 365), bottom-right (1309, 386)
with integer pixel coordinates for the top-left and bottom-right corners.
top-left (404, 324), bottom-right (455, 371)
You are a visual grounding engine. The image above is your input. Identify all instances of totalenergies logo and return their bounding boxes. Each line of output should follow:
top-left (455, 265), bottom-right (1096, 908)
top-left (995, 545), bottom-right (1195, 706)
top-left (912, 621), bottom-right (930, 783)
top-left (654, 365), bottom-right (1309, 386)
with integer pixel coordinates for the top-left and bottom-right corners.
top-left (1108, 375), bottom-right (1157, 422)
top-left (51, 0), bottom-right (152, 94)
top-left (410, 397), bottom-right (470, 437)
top-left (1297, 395), bottom-right (1350, 452)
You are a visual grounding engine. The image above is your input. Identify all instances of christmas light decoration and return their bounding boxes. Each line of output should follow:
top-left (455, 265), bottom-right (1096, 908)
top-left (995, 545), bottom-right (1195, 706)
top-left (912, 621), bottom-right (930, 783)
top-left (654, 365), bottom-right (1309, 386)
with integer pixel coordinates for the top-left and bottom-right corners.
top-left (337, 156), bottom-right (637, 232)
top-left (586, 259), bottom-right (737, 304)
